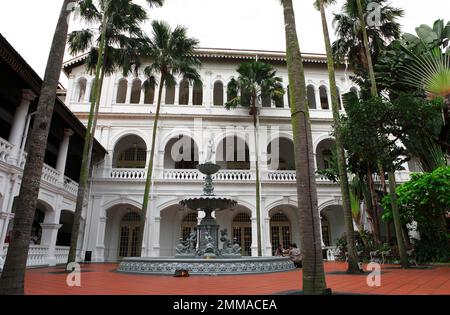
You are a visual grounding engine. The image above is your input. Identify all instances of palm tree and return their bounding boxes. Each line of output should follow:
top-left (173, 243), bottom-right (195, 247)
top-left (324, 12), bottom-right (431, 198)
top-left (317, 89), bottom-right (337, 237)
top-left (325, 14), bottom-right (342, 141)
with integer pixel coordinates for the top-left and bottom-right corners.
top-left (333, 0), bottom-right (404, 93)
top-left (278, 0), bottom-right (327, 294)
top-left (139, 20), bottom-right (201, 256)
top-left (0, 0), bottom-right (74, 295)
top-left (314, 0), bottom-right (360, 273)
top-left (354, 0), bottom-right (408, 267)
top-left (66, 0), bottom-right (163, 265)
top-left (225, 60), bottom-right (284, 257)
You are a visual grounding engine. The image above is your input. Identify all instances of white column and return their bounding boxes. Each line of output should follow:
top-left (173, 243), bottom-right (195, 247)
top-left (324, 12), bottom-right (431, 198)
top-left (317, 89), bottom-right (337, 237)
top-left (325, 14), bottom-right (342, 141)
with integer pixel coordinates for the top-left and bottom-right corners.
top-left (223, 85), bottom-right (228, 106)
top-left (319, 215), bottom-right (325, 248)
top-left (251, 216), bottom-right (258, 256)
top-left (284, 86), bottom-right (289, 109)
top-left (40, 223), bottom-right (62, 266)
top-left (56, 129), bottom-right (74, 182)
top-left (125, 81), bottom-right (132, 104)
top-left (188, 83), bottom-right (193, 106)
top-left (8, 89), bottom-right (37, 164)
top-left (263, 217), bottom-right (272, 256)
top-left (174, 84), bottom-right (180, 105)
top-left (152, 216), bottom-right (161, 257)
top-left (326, 88), bottom-right (332, 110)
top-left (315, 87), bottom-right (321, 110)
top-left (139, 86), bottom-right (145, 105)
top-left (161, 84), bottom-right (167, 105)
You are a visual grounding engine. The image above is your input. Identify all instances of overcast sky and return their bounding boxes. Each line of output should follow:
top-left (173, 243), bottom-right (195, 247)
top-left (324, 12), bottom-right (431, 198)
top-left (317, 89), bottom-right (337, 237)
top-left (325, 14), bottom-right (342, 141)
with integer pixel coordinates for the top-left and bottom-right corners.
top-left (0, 0), bottom-right (445, 86)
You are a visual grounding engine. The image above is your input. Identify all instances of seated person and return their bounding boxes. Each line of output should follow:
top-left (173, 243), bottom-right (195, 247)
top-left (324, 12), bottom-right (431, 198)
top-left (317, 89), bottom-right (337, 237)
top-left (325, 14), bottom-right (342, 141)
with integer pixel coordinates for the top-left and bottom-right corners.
top-left (288, 243), bottom-right (302, 268)
top-left (274, 245), bottom-right (285, 256)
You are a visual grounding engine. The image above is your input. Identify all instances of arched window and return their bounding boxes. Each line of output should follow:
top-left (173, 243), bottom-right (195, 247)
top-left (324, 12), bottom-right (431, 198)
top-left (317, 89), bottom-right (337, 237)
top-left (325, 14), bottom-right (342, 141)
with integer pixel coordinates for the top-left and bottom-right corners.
top-left (319, 85), bottom-right (329, 110)
top-left (144, 85), bottom-right (155, 104)
top-left (275, 89), bottom-right (284, 108)
top-left (307, 85), bottom-right (316, 109)
top-left (193, 82), bottom-right (203, 105)
top-left (227, 81), bottom-right (238, 102)
top-left (130, 79), bottom-right (142, 104)
top-left (240, 87), bottom-right (251, 106)
top-left (213, 81), bottom-right (224, 106)
top-left (116, 79), bottom-right (128, 104)
top-left (76, 77), bottom-right (87, 102)
top-left (179, 80), bottom-right (190, 105)
top-left (216, 136), bottom-right (250, 170)
top-left (262, 86), bottom-right (271, 107)
top-left (165, 83), bottom-right (175, 105)
top-left (267, 138), bottom-right (295, 170)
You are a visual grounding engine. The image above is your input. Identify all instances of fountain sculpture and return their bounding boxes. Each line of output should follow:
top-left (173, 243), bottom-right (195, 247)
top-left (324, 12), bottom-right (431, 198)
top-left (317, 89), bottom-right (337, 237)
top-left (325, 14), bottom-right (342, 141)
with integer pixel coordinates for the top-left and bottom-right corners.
top-left (117, 139), bottom-right (295, 275)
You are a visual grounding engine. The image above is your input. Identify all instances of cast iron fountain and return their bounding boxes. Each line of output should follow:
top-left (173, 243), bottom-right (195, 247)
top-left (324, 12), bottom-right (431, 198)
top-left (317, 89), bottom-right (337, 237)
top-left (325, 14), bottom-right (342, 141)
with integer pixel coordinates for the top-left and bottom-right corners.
top-left (117, 145), bottom-right (295, 275)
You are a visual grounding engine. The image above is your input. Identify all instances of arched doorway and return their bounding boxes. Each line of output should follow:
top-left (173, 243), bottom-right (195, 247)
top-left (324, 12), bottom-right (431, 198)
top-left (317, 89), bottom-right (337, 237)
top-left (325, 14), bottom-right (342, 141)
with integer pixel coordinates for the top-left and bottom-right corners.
top-left (321, 215), bottom-right (331, 247)
top-left (316, 138), bottom-right (336, 171)
top-left (216, 135), bottom-right (250, 170)
top-left (118, 212), bottom-right (140, 258)
top-left (270, 212), bottom-right (291, 254)
top-left (57, 210), bottom-right (74, 246)
top-left (232, 213), bottom-right (252, 256)
top-left (113, 135), bottom-right (147, 168)
top-left (181, 212), bottom-right (198, 240)
top-left (164, 135), bottom-right (199, 169)
top-left (267, 137), bottom-right (295, 170)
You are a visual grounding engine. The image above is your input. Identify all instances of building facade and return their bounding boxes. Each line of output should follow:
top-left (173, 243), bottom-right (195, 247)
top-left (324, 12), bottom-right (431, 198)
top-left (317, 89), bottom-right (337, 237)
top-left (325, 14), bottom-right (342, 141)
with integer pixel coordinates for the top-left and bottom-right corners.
top-left (63, 48), bottom-right (413, 262)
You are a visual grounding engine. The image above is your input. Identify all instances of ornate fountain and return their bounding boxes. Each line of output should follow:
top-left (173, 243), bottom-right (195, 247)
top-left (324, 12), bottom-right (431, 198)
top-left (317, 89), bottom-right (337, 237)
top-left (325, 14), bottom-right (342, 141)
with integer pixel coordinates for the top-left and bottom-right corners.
top-left (117, 139), bottom-right (295, 275)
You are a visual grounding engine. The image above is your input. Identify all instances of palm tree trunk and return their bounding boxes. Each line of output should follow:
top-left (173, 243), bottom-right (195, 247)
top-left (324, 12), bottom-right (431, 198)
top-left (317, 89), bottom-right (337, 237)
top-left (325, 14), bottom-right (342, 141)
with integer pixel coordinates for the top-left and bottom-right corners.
top-left (387, 170), bottom-right (408, 268)
top-left (251, 98), bottom-right (262, 257)
top-left (138, 76), bottom-right (165, 257)
top-left (67, 11), bottom-right (108, 265)
top-left (318, 0), bottom-right (360, 274)
top-left (0, 0), bottom-right (72, 294)
top-left (356, 0), bottom-right (378, 97)
top-left (281, 0), bottom-right (327, 295)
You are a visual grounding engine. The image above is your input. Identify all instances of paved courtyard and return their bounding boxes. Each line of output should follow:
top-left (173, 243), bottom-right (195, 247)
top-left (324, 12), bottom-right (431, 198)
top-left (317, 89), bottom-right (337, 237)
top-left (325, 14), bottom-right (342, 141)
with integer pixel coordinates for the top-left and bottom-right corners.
top-left (23, 262), bottom-right (450, 295)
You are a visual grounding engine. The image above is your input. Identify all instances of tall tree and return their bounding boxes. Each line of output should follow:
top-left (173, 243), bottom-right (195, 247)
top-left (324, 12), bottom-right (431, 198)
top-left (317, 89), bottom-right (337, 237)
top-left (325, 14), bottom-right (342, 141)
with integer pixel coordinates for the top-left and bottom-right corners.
top-left (314, 0), bottom-right (360, 273)
top-left (356, 0), bottom-right (408, 267)
top-left (139, 20), bottom-right (201, 256)
top-left (0, 0), bottom-right (74, 295)
top-left (66, 0), bottom-right (163, 265)
top-left (225, 60), bottom-right (285, 257)
top-left (332, 0), bottom-right (404, 95)
top-left (278, 0), bottom-right (327, 294)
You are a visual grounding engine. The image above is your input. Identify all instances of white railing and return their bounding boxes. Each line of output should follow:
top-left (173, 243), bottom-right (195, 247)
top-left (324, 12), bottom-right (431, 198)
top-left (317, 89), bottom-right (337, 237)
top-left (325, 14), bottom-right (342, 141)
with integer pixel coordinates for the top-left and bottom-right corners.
top-left (2, 245), bottom-right (49, 267)
top-left (42, 164), bottom-right (61, 186)
top-left (55, 246), bottom-right (70, 265)
top-left (214, 170), bottom-right (252, 181)
top-left (110, 168), bottom-right (147, 179)
top-left (163, 169), bottom-right (200, 180)
top-left (63, 177), bottom-right (79, 196)
top-left (268, 170), bottom-right (296, 181)
top-left (0, 138), bottom-right (13, 163)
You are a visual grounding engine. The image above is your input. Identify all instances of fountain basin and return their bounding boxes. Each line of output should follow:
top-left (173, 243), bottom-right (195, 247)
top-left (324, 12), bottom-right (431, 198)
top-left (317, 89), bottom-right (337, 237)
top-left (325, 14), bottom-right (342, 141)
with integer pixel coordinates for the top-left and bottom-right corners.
top-left (117, 256), bottom-right (295, 275)
top-left (180, 196), bottom-right (237, 212)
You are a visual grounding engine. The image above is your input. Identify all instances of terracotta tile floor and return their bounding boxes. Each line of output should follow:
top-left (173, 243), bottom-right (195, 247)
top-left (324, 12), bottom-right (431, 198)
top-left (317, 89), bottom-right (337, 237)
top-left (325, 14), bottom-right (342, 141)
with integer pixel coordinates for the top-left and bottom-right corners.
top-left (24, 262), bottom-right (450, 295)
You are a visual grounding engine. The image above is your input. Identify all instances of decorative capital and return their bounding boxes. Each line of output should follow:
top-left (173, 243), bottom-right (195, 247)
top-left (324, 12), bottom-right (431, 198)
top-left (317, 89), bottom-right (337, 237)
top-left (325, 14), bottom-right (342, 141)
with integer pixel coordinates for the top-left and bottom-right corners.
top-left (39, 223), bottom-right (62, 230)
top-left (63, 128), bottom-right (74, 138)
top-left (21, 89), bottom-right (37, 103)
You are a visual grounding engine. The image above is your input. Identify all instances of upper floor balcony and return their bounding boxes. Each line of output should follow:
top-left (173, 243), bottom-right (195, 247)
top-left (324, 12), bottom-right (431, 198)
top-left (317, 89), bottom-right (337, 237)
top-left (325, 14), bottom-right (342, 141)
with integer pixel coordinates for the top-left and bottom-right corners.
top-left (0, 136), bottom-right (79, 198)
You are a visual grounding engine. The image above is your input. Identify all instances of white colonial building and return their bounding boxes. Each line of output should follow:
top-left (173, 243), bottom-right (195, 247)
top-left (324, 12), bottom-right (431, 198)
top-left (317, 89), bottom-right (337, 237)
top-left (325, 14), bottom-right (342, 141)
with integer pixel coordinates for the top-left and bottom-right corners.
top-left (1, 43), bottom-right (414, 267)
top-left (63, 48), bottom-right (414, 263)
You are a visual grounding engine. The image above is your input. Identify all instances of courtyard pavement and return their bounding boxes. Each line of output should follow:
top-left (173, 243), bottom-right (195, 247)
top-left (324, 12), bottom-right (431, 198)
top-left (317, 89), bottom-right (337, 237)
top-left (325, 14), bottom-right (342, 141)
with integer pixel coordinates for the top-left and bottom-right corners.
top-left (24, 262), bottom-right (450, 295)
